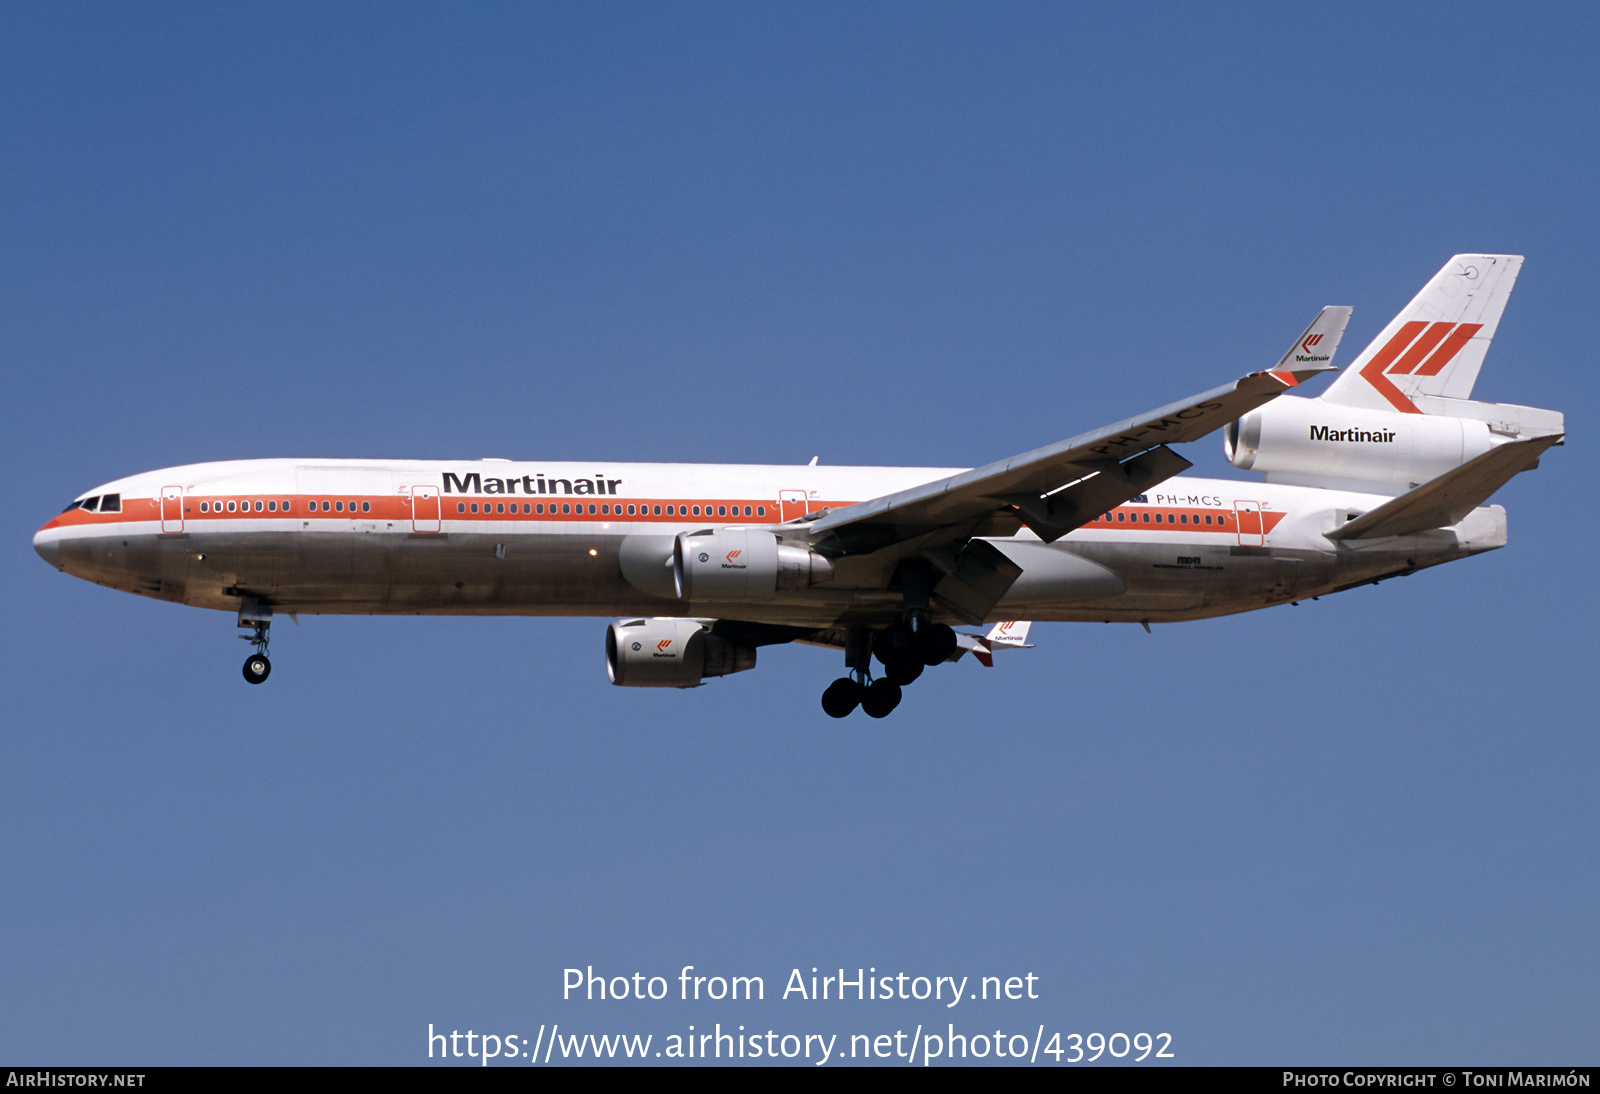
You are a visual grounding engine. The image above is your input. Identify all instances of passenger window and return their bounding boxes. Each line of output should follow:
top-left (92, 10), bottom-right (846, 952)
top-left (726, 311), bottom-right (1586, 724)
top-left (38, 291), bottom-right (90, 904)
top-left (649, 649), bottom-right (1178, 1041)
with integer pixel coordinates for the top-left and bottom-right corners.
top-left (562, 503), bottom-right (571, 514)
top-left (335, 501), bottom-right (344, 512)
top-left (457, 503), bottom-right (466, 513)
top-left (227, 501), bottom-right (237, 512)
top-left (1117, 512), bottom-right (1125, 522)
top-left (536, 503), bottom-right (544, 513)
top-left (282, 501), bottom-right (291, 511)
top-left (626, 504), bottom-right (635, 515)
top-left (1153, 513), bottom-right (1161, 523)
top-left (267, 501), bottom-right (276, 512)
top-left (323, 501), bottom-right (332, 512)
top-left (362, 501), bottom-right (370, 513)
top-left (664, 505), bottom-right (673, 515)
top-left (495, 503), bottom-right (504, 514)
top-left (200, 502), bottom-right (209, 513)
top-left (1205, 514), bottom-right (1212, 525)
top-left (1218, 515), bottom-right (1227, 526)
top-left (757, 506), bottom-right (765, 516)
top-left (253, 501), bottom-right (262, 511)
top-left (718, 505), bottom-right (726, 516)
top-left (524, 503), bottom-right (532, 513)
top-left (588, 504), bottom-right (596, 514)
top-left (692, 505), bottom-right (700, 516)
top-left (1180, 514), bottom-right (1187, 524)
top-left (1141, 513), bottom-right (1150, 523)
top-left (652, 505), bottom-right (661, 515)
top-left (744, 506), bottom-right (751, 516)
top-left (470, 503), bottom-right (479, 513)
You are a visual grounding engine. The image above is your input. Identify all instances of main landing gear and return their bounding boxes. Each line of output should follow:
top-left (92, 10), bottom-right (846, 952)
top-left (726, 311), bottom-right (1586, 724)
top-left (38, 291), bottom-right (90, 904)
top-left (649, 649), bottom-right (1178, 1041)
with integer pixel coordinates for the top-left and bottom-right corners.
top-left (239, 601), bottom-right (272, 685)
top-left (820, 617), bottom-right (959, 719)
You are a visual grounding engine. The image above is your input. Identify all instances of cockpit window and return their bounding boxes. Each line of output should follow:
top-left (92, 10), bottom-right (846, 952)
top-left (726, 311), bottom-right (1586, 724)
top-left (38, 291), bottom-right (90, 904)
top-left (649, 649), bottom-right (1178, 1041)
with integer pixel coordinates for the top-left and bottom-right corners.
top-left (61, 499), bottom-right (83, 513)
top-left (80, 496), bottom-right (100, 512)
top-left (100, 494), bottom-right (120, 512)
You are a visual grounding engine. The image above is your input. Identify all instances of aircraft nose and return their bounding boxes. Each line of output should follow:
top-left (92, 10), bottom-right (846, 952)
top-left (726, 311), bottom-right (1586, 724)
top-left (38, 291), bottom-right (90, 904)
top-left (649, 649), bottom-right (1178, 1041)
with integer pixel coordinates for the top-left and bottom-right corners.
top-left (33, 526), bottom-right (61, 568)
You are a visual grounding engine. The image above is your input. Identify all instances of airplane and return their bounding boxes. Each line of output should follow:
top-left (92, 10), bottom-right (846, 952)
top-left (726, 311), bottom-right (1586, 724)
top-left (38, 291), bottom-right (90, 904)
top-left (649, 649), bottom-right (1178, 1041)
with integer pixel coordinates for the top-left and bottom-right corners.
top-left (34, 255), bottom-right (1563, 718)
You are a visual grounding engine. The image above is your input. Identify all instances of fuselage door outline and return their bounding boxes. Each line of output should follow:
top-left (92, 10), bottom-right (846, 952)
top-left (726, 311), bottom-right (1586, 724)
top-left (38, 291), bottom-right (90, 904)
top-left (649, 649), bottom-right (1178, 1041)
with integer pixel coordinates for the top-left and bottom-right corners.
top-left (411, 485), bottom-right (441, 533)
top-left (779, 490), bottom-right (809, 523)
top-left (160, 486), bottom-right (184, 534)
top-left (1234, 500), bottom-right (1264, 546)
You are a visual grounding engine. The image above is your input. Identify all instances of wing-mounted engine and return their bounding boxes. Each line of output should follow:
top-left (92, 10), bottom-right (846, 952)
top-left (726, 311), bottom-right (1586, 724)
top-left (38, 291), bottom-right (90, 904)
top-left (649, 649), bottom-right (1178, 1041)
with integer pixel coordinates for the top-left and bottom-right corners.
top-left (673, 530), bottom-right (834, 601)
top-left (605, 618), bottom-right (757, 688)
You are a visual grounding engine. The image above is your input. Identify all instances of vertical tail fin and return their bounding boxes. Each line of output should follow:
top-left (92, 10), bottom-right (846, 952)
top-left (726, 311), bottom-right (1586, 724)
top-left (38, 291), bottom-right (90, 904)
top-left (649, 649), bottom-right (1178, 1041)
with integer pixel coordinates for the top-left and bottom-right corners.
top-left (1320, 254), bottom-right (1523, 413)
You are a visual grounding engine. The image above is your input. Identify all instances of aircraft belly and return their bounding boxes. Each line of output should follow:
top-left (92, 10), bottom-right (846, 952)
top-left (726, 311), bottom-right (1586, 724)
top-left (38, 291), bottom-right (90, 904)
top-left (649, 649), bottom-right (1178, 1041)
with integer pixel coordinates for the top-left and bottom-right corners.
top-left (53, 521), bottom-right (1481, 626)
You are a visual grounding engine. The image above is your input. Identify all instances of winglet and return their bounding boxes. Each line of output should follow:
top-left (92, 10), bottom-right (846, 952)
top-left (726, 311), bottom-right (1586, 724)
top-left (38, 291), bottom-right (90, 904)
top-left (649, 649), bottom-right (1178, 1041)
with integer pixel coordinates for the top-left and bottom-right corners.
top-left (952, 621), bottom-right (1036, 667)
top-left (985, 620), bottom-right (1034, 648)
top-left (1267, 305), bottom-right (1352, 387)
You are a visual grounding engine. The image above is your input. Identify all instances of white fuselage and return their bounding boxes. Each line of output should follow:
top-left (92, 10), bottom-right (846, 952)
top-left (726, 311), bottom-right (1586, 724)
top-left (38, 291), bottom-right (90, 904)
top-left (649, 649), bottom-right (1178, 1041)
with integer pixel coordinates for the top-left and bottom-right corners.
top-left (34, 457), bottom-right (1506, 628)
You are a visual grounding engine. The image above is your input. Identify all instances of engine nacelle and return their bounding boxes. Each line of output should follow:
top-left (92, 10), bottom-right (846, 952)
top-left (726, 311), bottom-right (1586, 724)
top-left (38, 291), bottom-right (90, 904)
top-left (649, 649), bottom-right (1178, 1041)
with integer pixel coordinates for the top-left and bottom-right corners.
top-left (673, 530), bottom-right (834, 601)
top-left (1224, 395), bottom-right (1492, 488)
top-left (605, 618), bottom-right (756, 688)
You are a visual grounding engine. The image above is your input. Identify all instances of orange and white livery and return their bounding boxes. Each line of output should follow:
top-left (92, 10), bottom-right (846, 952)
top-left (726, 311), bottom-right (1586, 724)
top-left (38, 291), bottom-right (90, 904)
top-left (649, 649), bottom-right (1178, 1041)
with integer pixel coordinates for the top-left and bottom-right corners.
top-left (35, 256), bottom-right (1562, 718)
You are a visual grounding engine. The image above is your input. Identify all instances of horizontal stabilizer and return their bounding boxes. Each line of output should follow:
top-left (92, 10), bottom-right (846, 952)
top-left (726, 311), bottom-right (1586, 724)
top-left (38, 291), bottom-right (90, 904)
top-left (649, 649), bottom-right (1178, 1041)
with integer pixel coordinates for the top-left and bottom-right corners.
top-left (1327, 433), bottom-right (1562, 541)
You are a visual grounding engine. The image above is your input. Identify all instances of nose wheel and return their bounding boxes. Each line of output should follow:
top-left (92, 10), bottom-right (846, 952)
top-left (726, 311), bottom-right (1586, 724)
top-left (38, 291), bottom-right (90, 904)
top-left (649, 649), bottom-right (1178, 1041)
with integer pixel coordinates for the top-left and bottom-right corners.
top-left (243, 653), bottom-right (272, 684)
top-left (238, 602), bottom-right (273, 685)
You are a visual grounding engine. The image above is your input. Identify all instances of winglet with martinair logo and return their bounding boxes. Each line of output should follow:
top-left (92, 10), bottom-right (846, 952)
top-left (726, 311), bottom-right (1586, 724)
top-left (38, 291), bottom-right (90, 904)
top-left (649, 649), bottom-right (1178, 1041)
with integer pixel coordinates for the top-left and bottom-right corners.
top-left (1267, 306), bottom-right (1352, 388)
top-left (951, 621), bottom-right (1036, 667)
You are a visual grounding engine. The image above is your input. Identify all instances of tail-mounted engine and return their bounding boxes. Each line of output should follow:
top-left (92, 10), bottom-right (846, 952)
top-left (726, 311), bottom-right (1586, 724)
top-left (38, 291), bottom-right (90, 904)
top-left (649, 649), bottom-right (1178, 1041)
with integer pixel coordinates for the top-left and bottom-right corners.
top-left (605, 618), bottom-right (756, 688)
top-left (1224, 396), bottom-right (1496, 489)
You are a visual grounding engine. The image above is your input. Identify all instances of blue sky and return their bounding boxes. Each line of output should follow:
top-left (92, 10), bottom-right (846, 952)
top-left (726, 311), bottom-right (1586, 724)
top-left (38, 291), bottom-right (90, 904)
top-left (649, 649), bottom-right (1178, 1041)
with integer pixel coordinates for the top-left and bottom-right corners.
top-left (2, 2), bottom-right (1596, 1065)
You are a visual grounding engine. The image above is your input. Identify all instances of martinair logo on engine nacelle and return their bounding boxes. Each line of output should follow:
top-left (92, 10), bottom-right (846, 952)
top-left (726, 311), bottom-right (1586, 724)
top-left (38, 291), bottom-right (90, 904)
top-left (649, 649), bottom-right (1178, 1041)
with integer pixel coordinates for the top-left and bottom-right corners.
top-left (656, 639), bottom-right (673, 653)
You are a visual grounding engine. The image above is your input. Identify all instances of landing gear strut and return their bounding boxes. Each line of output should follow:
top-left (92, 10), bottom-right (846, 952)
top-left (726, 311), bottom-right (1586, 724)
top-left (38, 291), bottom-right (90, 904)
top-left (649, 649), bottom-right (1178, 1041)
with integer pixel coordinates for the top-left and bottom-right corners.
top-left (239, 601), bottom-right (272, 685)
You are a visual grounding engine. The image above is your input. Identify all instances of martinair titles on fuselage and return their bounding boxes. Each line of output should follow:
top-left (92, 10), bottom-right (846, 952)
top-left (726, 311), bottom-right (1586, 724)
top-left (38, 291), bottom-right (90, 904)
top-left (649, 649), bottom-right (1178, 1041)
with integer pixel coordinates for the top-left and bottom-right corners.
top-left (443, 472), bottom-right (624, 496)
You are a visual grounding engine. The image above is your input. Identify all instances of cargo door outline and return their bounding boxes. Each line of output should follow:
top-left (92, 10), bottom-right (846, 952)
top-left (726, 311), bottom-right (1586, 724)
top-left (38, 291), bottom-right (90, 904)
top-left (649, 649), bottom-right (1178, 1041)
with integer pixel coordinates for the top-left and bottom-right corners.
top-left (160, 486), bottom-right (184, 533)
top-left (1234, 500), bottom-right (1264, 546)
top-left (411, 486), bottom-right (441, 533)
top-left (779, 490), bottom-right (809, 523)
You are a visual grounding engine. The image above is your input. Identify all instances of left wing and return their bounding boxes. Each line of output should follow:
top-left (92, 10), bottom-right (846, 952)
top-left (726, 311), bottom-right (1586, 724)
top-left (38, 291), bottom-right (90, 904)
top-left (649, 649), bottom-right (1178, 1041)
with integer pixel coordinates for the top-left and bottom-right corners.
top-left (807, 353), bottom-right (1339, 556)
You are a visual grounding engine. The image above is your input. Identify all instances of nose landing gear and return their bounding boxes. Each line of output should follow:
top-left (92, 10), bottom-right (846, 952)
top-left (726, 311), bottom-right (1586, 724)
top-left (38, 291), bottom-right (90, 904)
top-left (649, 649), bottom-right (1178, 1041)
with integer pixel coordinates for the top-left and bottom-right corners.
top-left (238, 600), bottom-right (273, 685)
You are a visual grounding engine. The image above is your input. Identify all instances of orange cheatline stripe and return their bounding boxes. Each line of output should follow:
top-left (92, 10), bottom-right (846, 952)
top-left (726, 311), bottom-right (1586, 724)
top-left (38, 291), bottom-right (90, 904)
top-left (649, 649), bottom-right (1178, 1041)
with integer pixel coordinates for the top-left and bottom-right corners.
top-left (1415, 322), bottom-right (1482, 377)
top-left (1359, 320), bottom-right (1429, 414)
top-left (1386, 321), bottom-right (1455, 376)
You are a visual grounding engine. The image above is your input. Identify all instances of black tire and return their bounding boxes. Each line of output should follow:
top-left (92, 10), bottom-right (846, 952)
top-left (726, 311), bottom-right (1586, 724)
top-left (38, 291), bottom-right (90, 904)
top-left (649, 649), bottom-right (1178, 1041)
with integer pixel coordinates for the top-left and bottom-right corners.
top-left (915, 623), bottom-right (959, 666)
top-left (820, 678), bottom-right (864, 718)
top-left (243, 654), bottom-right (271, 685)
top-left (883, 656), bottom-right (923, 686)
top-left (860, 679), bottom-right (902, 718)
top-left (872, 623), bottom-right (916, 665)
